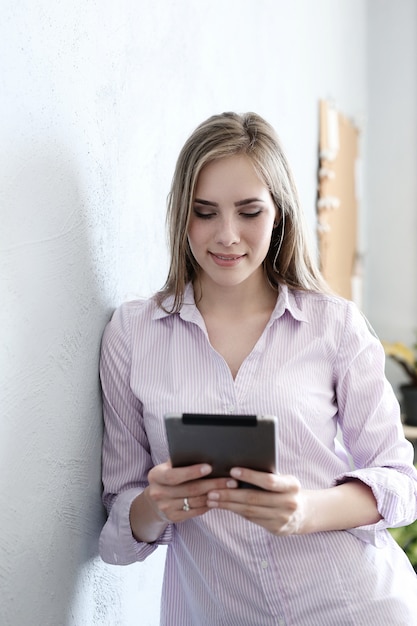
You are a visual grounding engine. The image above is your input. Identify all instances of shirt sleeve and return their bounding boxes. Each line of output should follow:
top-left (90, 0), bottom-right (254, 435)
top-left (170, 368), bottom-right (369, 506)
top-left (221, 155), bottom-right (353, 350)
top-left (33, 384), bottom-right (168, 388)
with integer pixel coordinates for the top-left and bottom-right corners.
top-left (98, 303), bottom-right (173, 565)
top-left (332, 300), bottom-right (417, 546)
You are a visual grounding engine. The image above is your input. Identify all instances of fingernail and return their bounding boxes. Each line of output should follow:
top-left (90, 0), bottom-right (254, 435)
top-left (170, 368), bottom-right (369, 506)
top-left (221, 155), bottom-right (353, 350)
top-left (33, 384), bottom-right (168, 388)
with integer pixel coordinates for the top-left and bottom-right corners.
top-left (207, 492), bottom-right (219, 500)
top-left (200, 464), bottom-right (211, 475)
top-left (230, 468), bottom-right (242, 478)
top-left (207, 500), bottom-right (218, 508)
top-left (226, 479), bottom-right (238, 488)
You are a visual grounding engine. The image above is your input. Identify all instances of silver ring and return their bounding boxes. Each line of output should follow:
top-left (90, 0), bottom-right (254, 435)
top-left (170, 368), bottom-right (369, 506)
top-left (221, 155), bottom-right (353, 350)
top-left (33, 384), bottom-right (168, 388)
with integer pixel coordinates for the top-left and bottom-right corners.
top-left (182, 497), bottom-right (190, 512)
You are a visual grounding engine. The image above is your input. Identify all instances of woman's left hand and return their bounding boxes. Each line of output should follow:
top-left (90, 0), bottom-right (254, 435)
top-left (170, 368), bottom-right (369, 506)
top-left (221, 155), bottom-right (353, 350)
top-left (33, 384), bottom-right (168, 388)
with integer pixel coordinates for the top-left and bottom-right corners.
top-left (206, 467), bottom-right (307, 535)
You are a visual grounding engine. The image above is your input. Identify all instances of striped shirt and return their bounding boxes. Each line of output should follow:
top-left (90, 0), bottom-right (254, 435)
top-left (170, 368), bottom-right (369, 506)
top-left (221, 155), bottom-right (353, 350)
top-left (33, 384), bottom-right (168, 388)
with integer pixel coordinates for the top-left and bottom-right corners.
top-left (99, 283), bottom-right (417, 625)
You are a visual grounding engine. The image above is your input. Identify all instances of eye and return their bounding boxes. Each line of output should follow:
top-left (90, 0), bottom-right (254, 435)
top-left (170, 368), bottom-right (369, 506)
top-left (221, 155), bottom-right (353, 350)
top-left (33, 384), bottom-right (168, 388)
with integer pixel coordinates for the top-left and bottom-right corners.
top-left (193, 209), bottom-right (216, 219)
top-left (240, 210), bottom-right (262, 218)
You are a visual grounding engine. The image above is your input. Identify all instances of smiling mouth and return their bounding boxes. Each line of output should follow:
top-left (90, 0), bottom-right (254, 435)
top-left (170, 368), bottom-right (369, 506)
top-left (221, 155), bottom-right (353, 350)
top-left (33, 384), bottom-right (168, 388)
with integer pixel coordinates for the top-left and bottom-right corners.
top-left (208, 252), bottom-right (246, 267)
top-left (210, 253), bottom-right (244, 260)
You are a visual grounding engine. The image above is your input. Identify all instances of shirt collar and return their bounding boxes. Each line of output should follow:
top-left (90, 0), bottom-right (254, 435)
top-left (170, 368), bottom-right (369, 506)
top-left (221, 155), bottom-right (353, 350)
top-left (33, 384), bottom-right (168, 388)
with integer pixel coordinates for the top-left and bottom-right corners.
top-left (153, 282), bottom-right (309, 324)
top-left (152, 283), bottom-right (199, 322)
top-left (270, 283), bottom-right (309, 323)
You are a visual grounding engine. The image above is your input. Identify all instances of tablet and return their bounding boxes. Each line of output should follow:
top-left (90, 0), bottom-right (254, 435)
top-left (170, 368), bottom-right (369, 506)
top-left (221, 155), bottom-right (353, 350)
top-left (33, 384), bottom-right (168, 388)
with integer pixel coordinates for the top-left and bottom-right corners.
top-left (164, 413), bottom-right (278, 482)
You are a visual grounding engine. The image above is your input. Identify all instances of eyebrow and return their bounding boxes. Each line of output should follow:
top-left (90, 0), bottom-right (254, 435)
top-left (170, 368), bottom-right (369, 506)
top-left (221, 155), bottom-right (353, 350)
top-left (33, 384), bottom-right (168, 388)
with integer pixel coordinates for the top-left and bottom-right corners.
top-left (194, 197), bottom-right (265, 207)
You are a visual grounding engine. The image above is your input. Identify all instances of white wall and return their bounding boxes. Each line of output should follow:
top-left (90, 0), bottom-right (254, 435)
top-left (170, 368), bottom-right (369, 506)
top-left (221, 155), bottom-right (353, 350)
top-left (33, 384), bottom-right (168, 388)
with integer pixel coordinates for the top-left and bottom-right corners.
top-left (1, 1), bottom-right (369, 624)
top-left (366, 0), bottom-right (417, 390)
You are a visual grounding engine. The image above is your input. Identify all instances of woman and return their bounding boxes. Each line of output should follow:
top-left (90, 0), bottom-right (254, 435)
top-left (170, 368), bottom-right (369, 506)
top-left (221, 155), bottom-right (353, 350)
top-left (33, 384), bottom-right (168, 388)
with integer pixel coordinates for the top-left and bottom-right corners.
top-left (99, 112), bottom-right (417, 625)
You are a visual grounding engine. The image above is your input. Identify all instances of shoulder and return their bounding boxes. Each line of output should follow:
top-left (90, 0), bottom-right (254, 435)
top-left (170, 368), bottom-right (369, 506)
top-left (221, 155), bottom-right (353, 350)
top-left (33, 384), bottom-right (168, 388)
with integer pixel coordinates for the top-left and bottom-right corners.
top-left (103, 296), bottom-right (160, 343)
top-left (113, 296), bottom-right (159, 321)
top-left (290, 288), bottom-right (351, 320)
top-left (288, 289), bottom-right (377, 344)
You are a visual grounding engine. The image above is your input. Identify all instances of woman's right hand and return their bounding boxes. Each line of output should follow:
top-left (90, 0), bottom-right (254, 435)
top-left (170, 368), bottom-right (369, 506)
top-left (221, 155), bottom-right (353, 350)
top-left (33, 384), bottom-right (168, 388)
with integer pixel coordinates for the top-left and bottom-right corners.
top-left (129, 461), bottom-right (238, 543)
top-left (145, 461), bottom-right (239, 523)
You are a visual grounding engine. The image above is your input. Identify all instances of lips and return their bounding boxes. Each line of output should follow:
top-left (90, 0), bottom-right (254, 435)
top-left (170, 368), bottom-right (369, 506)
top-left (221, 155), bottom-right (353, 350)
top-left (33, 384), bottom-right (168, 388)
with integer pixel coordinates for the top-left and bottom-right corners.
top-left (211, 253), bottom-right (243, 260)
top-left (209, 252), bottom-right (245, 266)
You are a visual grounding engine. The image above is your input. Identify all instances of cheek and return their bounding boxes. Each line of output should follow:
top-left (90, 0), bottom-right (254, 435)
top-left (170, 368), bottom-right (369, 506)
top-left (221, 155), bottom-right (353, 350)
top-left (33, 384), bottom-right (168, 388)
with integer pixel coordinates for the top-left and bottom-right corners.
top-left (187, 221), bottom-right (198, 245)
top-left (187, 223), bottom-right (205, 258)
top-left (188, 219), bottom-right (212, 245)
top-left (250, 223), bottom-right (275, 248)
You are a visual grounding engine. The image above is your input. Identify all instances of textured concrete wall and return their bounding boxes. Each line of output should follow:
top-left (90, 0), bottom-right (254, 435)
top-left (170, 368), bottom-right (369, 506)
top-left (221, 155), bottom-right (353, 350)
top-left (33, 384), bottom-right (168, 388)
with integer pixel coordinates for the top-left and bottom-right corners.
top-left (0, 1), bottom-right (368, 624)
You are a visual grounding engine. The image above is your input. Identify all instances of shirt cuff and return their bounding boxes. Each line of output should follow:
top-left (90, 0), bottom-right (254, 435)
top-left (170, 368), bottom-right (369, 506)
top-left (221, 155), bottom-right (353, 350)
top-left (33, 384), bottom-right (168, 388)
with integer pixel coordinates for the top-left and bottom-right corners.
top-left (333, 469), bottom-right (408, 547)
top-left (99, 487), bottom-right (174, 565)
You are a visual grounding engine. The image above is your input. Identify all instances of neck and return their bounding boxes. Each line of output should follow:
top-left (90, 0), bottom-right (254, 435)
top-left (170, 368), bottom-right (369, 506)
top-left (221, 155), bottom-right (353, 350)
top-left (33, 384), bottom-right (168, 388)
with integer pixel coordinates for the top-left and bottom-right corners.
top-left (193, 273), bottom-right (277, 318)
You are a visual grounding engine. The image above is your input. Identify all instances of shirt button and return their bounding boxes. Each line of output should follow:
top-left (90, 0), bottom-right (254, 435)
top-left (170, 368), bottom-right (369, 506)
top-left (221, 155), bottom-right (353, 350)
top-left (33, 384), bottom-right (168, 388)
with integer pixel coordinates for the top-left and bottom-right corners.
top-left (227, 405), bottom-right (235, 413)
top-left (261, 560), bottom-right (268, 569)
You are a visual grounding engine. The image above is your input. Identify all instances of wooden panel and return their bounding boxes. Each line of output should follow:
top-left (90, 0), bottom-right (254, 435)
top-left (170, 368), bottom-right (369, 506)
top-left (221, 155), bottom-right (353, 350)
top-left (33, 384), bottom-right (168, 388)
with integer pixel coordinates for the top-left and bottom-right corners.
top-left (317, 100), bottom-right (359, 299)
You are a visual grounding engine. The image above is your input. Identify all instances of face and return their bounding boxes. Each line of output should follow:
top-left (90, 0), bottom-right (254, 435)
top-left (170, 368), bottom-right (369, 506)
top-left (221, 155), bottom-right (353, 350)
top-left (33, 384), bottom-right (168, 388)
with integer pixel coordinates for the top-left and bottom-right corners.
top-left (188, 154), bottom-right (277, 291)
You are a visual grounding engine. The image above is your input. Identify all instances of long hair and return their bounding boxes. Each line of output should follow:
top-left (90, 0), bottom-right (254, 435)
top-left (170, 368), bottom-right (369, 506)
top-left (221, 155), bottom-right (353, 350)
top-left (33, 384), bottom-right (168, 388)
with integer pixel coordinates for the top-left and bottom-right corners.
top-left (156, 112), bottom-right (328, 311)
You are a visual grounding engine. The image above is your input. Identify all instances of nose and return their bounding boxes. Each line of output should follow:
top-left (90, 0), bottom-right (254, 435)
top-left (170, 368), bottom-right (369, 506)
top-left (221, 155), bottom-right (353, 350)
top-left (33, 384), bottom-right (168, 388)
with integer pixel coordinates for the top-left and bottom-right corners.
top-left (215, 215), bottom-right (240, 247)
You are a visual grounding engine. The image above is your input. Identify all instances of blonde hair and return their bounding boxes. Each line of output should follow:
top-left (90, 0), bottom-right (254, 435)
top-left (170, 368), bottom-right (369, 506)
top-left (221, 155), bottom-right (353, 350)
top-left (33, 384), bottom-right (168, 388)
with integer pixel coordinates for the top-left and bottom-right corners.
top-left (157, 112), bottom-right (328, 311)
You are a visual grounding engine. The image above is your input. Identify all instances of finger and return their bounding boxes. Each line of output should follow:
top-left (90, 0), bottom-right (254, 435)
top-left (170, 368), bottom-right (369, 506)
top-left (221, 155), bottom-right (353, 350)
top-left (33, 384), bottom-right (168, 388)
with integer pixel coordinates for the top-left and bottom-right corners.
top-left (179, 494), bottom-right (209, 512)
top-left (154, 476), bottom-right (238, 506)
top-left (147, 471), bottom-right (238, 520)
top-left (206, 493), bottom-right (279, 520)
top-left (164, 494), bottom-right (215, 523)
top-left (149, 462), bottom-right (213, 487)
top-left (230, 468), bottom-right (301, 493)
top-left (149, 488), bottom-right (208, 522)
top-left (184, 476), bottom-right (239, 497)
top-left (207, 485), bottom-right (275, 509)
